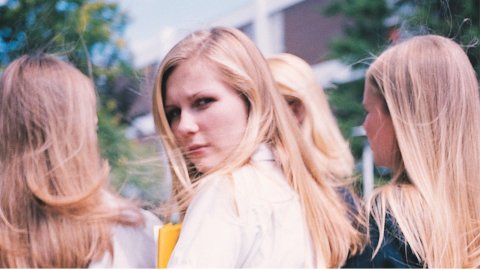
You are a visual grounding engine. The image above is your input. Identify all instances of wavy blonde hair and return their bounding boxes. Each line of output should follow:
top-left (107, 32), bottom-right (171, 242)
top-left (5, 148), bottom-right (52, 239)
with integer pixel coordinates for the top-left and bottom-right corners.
top-left (152, 27), bottom-right (362, 267)
top-left (366, 35), bottom-right (480, 267)
top-left (267, 53), bottom-right (355, 182)
top-left (0, 54), bottom-right (142, 268)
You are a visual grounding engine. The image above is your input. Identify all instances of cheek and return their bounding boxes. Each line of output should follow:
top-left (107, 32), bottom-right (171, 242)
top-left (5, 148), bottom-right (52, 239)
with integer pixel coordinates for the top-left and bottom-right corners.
top-left (363, 113), bottom-right (382, 151)
top-left (212, 109), bottom-right (246, 138)
top-left (367, 113), bottom-right (396, 167)
top-left (232, 103), bottom-right (248, 134)
top-left (214, 98), bottom-right (247, 129)
top-left (212, 109), bottom-right (247, 150)
top-left (363, 114), bottom-right (375, 139)
top-left (169, 122), bottom-right (183, 143)
top-left (383, 120), bottom-right (397, 157)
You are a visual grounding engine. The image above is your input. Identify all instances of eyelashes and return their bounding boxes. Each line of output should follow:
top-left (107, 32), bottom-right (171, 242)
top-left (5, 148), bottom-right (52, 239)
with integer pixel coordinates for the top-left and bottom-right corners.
top-left (165, 97), bottom-right (216, 124)
top-left (166, 108), bottom-right (181, 123)
top-left (194, 97), bottom-right (214, 108)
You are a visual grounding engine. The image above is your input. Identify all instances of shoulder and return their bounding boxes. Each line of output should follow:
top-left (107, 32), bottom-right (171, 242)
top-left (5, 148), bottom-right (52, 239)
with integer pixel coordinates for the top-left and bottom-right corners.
top-left (180, 143), bottom-right (299, 232)
top-left (196, 158), bottom-right (294, 202)
top-left (183, 159), bottom-right (299, 229)
top-left (89, 209), bottom-right (162, 268)
top-left (343, 214), bottom-right (423, 268)
top-left (336, 187), bottom-right (357, 210)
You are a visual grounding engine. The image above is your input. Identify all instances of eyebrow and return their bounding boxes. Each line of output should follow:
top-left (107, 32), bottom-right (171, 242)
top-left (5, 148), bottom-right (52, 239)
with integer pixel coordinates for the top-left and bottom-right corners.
top-left (164, 90), bottom-right (213, 107)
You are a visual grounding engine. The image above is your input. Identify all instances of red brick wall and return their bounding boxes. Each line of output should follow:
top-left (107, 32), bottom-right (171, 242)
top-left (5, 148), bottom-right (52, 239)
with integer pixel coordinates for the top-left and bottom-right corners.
top-left (284, 0), bottom-right (344, 65)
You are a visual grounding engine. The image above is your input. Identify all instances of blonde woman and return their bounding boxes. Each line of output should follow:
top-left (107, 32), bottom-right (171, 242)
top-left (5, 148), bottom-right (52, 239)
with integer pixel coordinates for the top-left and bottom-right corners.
top-left (345, 35), bottom-right (480, 267)
top-left (152, 26), bottom-right (362, 267)
top-left (267, 53), bottom-right (355, 183)
top-left (0, 54), bottom-right (160, 268)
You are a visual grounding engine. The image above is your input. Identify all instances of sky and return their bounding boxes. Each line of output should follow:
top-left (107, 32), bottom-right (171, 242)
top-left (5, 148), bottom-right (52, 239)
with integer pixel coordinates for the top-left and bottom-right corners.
top-left (114, 0), bottom-right (252, 67)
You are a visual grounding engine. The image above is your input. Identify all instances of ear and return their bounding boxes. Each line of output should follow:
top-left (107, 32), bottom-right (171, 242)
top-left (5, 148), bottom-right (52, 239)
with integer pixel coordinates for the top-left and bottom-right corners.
top-left (289, 99), bottom-right (306, 125)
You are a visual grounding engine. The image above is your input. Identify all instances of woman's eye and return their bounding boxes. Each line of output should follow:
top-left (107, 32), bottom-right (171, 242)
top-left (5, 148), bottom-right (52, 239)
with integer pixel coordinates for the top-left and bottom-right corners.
top-left (362, 108), bottom-right (368, 117)
top-left (195, 98), bottom-right (214, 108)
top-left (166, 108), bottom-right (181, 123)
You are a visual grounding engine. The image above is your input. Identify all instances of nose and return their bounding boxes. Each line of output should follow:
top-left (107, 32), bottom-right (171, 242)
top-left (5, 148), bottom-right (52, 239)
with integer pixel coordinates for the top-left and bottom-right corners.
top-left (174, 110), bottom-right (199, 138)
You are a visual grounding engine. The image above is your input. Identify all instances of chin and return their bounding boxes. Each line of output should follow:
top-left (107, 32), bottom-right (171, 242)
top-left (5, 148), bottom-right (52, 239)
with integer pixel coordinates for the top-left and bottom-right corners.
top-left (195, 160), bottom-right (223, 174)
top-left (193, 163), bottom-right (211, 174)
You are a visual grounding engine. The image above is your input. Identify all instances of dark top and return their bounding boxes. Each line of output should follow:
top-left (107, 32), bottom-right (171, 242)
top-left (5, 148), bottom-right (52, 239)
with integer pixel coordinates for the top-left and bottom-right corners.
top-left (336, 187), bottom-right (360, 218)
top-left (343, 215), bottom-right (424, 268)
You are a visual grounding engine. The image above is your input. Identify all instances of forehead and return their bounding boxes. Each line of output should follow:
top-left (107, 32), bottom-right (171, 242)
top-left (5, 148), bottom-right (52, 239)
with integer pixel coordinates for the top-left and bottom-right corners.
top-left (164, 59), bottom-right (228, 101)
top-left (171, 57), bottom-right (221, 82)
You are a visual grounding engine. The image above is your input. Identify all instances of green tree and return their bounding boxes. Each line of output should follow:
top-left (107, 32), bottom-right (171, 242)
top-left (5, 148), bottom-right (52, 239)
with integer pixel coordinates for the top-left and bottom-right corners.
top-left (324, 0), bottom-right (480, 159)
top-left (0, 0), bottom-right (165, 203)
top-left (0, 0), bottom-right (129, 72)
top-left (396, 0), bottom-right (480, 72)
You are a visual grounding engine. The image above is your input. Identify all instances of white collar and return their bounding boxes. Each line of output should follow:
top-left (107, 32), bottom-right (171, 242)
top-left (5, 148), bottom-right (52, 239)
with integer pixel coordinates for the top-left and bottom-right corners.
top-left (251, 143), bottom-right (275, 162)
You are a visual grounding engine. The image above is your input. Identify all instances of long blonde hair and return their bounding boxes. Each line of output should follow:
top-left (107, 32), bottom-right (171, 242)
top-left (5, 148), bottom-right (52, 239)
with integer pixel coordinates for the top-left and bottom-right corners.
top-left (366, 35), bottom-right (480, 267)
top-left (267, 53), bottom-right (355, 182)
top-left (152, 27), bottom-right (362, 267)
top-left (0, 54), bottom-right (142, 268)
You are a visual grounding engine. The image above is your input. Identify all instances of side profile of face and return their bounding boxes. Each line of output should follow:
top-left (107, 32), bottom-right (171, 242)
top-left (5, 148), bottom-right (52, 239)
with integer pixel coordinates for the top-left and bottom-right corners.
top-left (362, 79), bottom-right (396, 168)
top-left (285, 97), bottom-right (306, 125)
top-left (164, 58), bottom-right (248, 173)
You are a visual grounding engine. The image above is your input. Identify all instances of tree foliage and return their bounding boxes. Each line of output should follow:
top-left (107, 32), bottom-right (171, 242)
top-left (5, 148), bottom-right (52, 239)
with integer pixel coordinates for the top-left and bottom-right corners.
top-left (0, 0), bottom-right (138, 114)
top-left (0, 0), bottom-right (164, 202)
top-left (0, 0), bottom-right (129, 71)
top-left (324, 0), bottom-right (480, 159)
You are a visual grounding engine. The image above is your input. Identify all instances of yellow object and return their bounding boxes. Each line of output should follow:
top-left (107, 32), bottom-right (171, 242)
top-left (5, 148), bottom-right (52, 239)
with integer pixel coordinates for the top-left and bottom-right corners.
top-left (157, 223), bottom-right (182, 268)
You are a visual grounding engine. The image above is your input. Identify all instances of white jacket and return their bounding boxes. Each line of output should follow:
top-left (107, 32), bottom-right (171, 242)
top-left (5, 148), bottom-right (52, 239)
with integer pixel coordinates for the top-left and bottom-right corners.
top-left (89, 209), bottom-right (161, 268)
top-left (168, 144), bottom-right (314, 267)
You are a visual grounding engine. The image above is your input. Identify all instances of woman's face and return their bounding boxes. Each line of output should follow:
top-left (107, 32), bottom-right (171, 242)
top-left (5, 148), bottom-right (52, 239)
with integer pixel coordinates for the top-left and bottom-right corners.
top-left (362, 80), bottom-right (396, 168)
top-left (284, 95), bottom-right (306, 125)
top-left (164, 59), bottom-right (248, 173)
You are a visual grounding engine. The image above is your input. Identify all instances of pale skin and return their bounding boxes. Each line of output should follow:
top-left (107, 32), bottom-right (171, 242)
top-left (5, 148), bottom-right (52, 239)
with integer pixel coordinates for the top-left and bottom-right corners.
top-left (164, 58), bottom-right (248, 173)
top-left (362, 80), bottom-right (396, 168)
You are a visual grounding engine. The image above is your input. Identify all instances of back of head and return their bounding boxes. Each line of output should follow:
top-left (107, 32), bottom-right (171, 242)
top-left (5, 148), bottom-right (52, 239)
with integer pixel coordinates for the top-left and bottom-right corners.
top-left (367, 35), bottom-right (480, 267)
top-left (0, 54), bottom-right (139, 267)
top-left (267, 53), bottom-right (355, 181)
top-left (0, 53), bottom-right (104, 207)
top-left (153, 27), bottom-right (362, 267)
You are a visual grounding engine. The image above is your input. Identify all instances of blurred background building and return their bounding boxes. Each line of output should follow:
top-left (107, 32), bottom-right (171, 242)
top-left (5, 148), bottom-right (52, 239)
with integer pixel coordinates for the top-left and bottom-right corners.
top-left (125, 0), bottom-right (360, 139)
top-left (2, 0), bottom-right (478, 202)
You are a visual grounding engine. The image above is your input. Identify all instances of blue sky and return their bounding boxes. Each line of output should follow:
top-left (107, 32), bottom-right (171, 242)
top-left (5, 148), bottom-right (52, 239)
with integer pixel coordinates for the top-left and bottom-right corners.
top-left (0, 0), bottom-right (251, 66)
top-left (114, 0), bottom-right (251, 67)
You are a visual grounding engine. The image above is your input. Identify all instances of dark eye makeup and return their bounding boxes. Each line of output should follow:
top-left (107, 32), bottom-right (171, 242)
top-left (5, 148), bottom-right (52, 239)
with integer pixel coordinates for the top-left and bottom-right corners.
top-left (194, 97), bottom-right (215, 108)
top-left (164, 96), bottom-right (216, 124)
top-left (165, 107), bottom-right (181, 123)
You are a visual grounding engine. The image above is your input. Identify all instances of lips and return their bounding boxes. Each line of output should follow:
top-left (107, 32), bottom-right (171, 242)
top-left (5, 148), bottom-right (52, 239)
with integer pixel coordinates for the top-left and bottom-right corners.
top-left (187, 144), bottom-right (208, 157)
